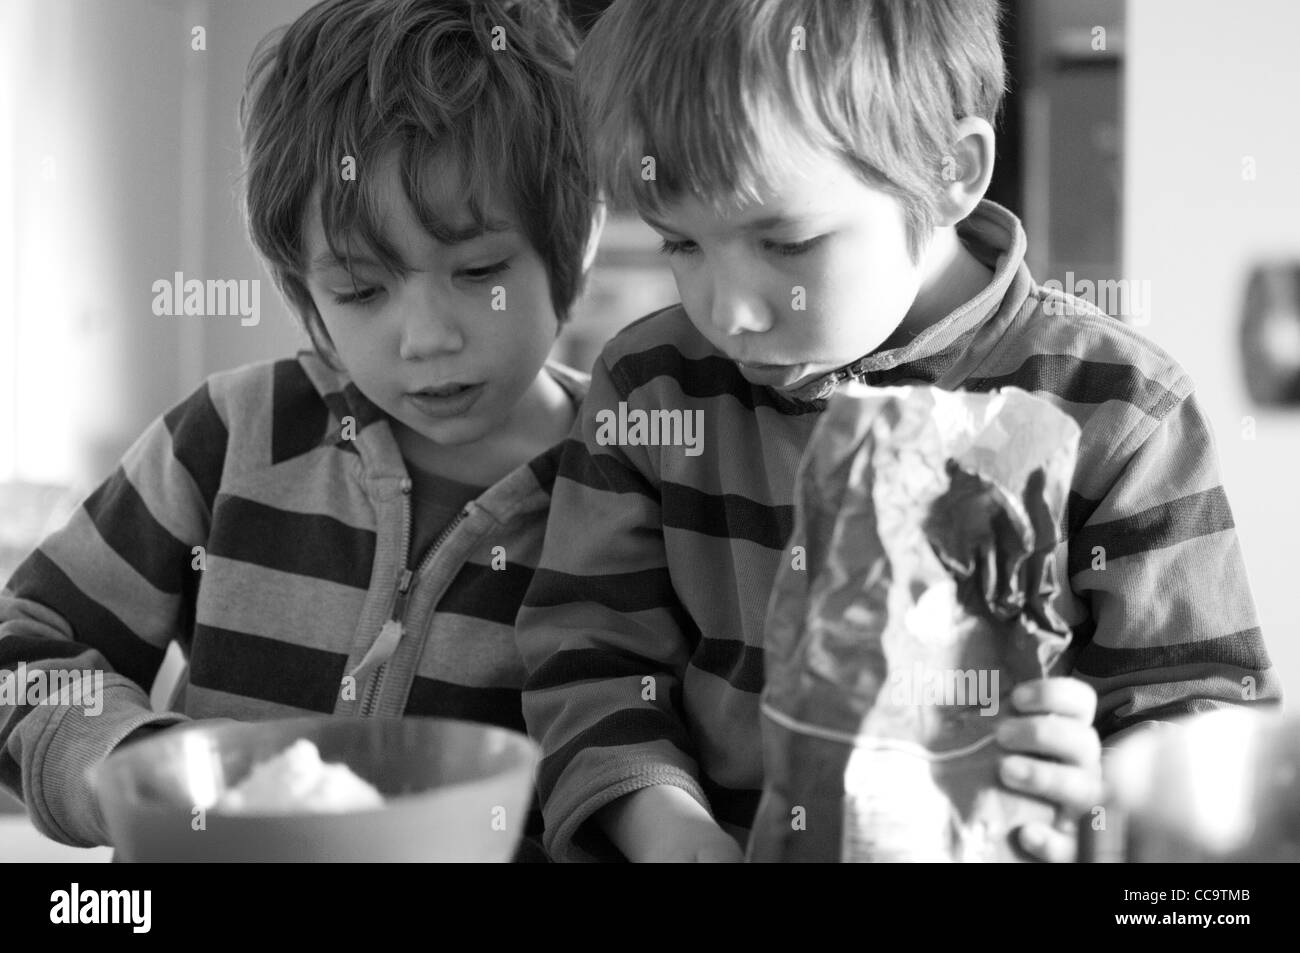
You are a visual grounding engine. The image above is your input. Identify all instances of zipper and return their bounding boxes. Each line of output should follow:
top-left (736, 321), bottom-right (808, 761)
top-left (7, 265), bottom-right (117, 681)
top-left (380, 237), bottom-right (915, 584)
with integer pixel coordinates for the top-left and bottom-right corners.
top-left (359, 479), bottom-right (471, 716)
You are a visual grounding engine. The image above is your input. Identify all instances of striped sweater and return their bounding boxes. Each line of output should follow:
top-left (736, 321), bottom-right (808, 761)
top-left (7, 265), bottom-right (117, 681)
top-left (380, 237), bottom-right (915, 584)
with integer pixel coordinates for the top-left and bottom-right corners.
top-left (0, 350), bottom-right (586, 848)
top-left (516, 200), bottom-right (1281, 862)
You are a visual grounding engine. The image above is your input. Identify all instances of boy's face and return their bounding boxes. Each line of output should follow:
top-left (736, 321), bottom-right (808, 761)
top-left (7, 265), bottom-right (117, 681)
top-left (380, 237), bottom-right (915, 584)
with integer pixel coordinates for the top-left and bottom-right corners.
top-left (301, 152), bottom-right (559, 453)
top-left (645, 146), bottom-right (931, 392)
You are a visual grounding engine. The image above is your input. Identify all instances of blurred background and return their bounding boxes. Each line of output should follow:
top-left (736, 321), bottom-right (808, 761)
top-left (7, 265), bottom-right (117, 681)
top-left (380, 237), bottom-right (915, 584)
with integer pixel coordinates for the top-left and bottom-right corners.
top-left (1, 0), bottom-right (1298, 840)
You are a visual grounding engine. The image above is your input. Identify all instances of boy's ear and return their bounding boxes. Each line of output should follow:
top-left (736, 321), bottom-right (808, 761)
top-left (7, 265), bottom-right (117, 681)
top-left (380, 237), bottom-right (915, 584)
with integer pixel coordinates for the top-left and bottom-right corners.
top-left (581, 201), bottom-right (609, 275)
top-left (935, 117), bottom-right (996, 226)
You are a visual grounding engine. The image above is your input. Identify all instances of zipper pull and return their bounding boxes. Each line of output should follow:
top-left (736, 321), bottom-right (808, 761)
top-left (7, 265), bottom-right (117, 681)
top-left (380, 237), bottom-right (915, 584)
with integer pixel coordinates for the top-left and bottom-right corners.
top-left (389, 568), bottom-right (414, 624)
top-left (348, 569), bottom-right (413, 679)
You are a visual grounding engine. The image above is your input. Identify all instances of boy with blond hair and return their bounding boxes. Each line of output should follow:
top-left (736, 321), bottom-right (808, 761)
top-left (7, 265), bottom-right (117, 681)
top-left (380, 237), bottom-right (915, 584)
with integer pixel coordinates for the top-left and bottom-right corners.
top-left (517, 0), bottom-right (1279, 862)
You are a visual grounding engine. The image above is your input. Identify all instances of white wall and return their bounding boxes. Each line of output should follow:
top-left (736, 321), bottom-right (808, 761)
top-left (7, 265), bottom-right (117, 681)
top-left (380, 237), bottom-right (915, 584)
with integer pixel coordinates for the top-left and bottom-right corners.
top-left (2, 0), bottom-right (313, 486)
top-left (1125, 0), bottom-right (1300, 704)
top-left (192, 0), bottom-right (316, 382)
top-left (4, 0), bottom-right (193, 485)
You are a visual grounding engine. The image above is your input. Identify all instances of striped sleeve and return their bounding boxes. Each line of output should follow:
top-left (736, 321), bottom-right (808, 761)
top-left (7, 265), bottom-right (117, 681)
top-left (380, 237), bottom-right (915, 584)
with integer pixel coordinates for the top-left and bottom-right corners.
top-left (1066, 387), bottom-right (1281, 736)
top-left (516, 353), bottom-right (708, 862)
top-left (0, 382), bottom-right (224, 845)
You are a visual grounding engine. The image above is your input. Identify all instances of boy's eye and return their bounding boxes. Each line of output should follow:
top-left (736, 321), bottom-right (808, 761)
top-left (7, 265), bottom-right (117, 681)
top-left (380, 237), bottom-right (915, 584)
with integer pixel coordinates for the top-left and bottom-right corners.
top-left (460, 259), bottom-right (512, 281)
top-left (763, 235), bottom-right (827, 257)
top-left (658, 238), bottom-right (699, 257)
top-left (332, 286), bottom-right (383, 307)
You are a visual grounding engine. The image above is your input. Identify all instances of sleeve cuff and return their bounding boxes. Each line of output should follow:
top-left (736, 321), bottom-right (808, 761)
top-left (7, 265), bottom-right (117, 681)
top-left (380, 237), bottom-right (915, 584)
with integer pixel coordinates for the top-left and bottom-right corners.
top-left (544, 763), bottom-right (710, 863)
top-left (27, 679), bottom-right (190, 847)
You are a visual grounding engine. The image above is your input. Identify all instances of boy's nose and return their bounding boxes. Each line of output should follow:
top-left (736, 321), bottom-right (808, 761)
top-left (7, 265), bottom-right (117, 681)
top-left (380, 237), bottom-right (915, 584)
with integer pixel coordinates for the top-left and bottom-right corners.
top-left (398, 295), bottom-right (464, 361)
top-left (709, 279), bottom-right (772, 337)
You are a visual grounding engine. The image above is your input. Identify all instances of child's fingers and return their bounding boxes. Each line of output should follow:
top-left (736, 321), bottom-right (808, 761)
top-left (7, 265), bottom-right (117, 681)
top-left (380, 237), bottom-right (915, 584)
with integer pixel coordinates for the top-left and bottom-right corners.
top-left (999, 755), bottom-right (1103, 816)
top-left (1011, 677), bottom-right (1098, 723)
top-left (997, 713), bottom-right (1102, 766)
top-left (1016, 821), bottom-right (1077, 863)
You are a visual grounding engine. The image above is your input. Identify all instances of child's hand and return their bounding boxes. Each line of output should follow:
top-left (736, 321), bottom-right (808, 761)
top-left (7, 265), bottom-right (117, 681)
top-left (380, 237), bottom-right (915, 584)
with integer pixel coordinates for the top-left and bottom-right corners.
top-left (648, 814), bottom-right (746, 863)
top-left (996, 677), bottom-right (1102, 863)
top-left (598, 784), bottom-right (744, 862)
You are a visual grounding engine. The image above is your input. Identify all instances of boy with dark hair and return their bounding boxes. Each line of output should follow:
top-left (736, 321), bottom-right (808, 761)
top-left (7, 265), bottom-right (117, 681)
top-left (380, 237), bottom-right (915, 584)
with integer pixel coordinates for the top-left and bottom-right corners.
top-left (1, 0), bottom-right (600, 855)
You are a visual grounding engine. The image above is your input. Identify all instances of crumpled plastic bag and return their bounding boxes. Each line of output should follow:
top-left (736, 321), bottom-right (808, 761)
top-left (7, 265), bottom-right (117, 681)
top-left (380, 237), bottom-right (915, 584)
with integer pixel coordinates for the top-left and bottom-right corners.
top-left (747, 384), bottom-right (1081, 862)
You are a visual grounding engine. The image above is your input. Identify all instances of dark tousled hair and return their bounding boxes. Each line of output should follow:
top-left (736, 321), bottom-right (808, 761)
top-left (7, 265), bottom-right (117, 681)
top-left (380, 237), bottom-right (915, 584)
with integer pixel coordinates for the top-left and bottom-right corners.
top-left (239, 0), bottom-right (595, 363)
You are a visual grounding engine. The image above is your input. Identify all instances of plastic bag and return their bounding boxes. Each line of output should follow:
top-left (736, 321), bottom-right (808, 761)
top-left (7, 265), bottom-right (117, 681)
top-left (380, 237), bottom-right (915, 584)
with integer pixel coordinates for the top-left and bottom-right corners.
top-left (748, 385), bottom-right (1081, 862)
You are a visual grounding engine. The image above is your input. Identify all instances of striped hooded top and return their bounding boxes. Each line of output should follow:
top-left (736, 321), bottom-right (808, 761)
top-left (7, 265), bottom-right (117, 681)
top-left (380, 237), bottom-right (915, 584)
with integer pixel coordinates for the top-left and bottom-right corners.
top-left (515, 200), bottom-right (1281, 862)
top-left (0, 351), bottom-right (586, 847)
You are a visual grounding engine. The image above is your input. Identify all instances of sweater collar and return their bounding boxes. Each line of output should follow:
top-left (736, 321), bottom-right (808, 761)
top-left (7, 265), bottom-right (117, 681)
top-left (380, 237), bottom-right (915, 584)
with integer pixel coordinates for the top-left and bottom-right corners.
top-left (782, 199), bottom-right (1028, 403)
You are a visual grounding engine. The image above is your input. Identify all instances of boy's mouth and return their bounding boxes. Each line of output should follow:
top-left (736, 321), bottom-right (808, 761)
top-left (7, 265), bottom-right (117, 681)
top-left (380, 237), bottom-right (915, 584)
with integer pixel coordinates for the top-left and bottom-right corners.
top-left (414, 382), bottom-right (477, 397)
top-left (734, 360), bottom-right (816, 390)
top-left (406, 382), bottom-right (485, 418)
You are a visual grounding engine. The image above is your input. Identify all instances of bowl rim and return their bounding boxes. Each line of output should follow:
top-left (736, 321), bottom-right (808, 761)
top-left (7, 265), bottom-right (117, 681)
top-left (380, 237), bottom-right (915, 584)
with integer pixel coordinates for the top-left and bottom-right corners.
top-left (90, 715), bottom-right (541, 819)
